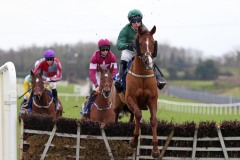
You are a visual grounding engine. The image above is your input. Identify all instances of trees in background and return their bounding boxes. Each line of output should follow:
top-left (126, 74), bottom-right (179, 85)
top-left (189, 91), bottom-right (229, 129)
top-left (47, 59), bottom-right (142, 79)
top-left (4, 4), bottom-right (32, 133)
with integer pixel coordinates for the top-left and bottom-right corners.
top-left (0, 42), bottom-right (239, 81)
top-left (195, 60), bottom-right (219, 80)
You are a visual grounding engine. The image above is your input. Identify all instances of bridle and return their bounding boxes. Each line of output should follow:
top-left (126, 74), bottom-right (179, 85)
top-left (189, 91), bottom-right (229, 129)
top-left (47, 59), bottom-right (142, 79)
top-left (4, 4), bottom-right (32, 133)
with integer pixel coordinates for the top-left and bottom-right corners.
top-left (128, 33), bottom-right (156, 78)
top-left (93, 70), bottom-right (113, 110)
top-left (32, 75), bottom-right (53, 108)
top-left (99, 82), bottom-right (112, 98)
top-left (99, 72), bottom-right (112, 98)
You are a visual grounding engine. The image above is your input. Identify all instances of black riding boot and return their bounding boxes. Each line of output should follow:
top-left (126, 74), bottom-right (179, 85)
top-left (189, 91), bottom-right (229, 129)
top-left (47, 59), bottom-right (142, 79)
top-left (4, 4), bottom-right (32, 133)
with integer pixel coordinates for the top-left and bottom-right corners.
top-left (153, 64), bottom-right (167, 90)
top-left (52, 89), bottom-right (60, 111)
top-left (114, 60), bottom-right (128, 93)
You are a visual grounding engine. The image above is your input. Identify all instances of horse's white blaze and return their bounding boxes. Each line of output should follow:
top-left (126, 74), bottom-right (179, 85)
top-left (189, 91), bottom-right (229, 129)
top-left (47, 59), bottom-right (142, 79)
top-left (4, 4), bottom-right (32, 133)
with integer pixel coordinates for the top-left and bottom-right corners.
top-left (36, 78), bottom-right (39, 82)
top-left (146, 38), bottom-right (150, 52)
top-left (104, 73), bottom-right (108, 77)
top-left (148, 57), bottom-right (153, 68)
top-left (145, 38), bottom-right (153, 68)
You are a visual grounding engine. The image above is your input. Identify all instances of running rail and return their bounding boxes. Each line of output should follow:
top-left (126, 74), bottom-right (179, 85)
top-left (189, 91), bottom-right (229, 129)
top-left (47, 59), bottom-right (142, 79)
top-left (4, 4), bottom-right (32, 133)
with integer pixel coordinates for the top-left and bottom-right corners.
top-left (0, 62), bottom-right (17, 160)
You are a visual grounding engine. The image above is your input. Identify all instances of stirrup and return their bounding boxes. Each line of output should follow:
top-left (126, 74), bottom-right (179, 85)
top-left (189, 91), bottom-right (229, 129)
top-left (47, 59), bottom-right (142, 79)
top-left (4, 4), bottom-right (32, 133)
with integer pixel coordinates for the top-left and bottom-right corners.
top-left (157, 77), bottom-right (166, 90)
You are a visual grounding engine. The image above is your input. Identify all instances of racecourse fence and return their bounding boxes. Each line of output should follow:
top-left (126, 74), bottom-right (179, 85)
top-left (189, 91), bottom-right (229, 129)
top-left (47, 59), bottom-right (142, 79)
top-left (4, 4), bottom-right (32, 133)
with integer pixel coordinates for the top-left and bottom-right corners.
top-left (0, 62), bottom-right (17, 160)
top-left (167, 86), bottom-right (240, 104)
top-left (158, 99), bottom-right (240, 115)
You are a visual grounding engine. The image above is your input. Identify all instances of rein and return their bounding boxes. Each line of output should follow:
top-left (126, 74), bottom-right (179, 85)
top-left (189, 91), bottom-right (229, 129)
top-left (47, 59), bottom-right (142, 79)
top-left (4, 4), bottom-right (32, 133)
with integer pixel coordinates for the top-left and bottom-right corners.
top-left (93, 89), bottom-right (112, 111)
top-left (93, 102), bottom-right (112, 111)
top-left (33, 97), bottom-right (53, 108)
top-left (33, 87), bottom-right (54, 108)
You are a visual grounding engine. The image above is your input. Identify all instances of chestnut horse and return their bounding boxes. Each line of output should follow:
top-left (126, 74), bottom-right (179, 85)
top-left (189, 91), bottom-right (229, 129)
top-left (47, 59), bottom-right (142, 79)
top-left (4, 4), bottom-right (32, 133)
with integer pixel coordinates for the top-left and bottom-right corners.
top-left (31, 70), bottom-right (63, 121)
top-left (85, 65), bottom-right (115, 125)
top-left (118, 26), bottom-right (160, 158)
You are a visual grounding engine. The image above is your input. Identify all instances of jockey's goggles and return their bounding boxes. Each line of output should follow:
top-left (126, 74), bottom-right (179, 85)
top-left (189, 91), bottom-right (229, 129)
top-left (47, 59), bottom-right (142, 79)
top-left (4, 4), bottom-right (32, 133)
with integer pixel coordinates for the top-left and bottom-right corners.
top-left (101, 49), bottom-right (109, 52)
top-left (100, 46), bottom-right (110, 52)
top-left (131, 18), bottom-right (142, 23)
top-left (45, 57), bottom-right (54, 61)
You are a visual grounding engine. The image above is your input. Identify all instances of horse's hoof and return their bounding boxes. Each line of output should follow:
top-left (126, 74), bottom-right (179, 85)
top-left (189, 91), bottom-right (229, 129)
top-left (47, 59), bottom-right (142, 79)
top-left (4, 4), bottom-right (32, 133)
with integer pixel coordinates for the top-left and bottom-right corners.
top-left (151, 150), bottom-right (160, 158)
top-left (129, 139), bottom-right (138, 148)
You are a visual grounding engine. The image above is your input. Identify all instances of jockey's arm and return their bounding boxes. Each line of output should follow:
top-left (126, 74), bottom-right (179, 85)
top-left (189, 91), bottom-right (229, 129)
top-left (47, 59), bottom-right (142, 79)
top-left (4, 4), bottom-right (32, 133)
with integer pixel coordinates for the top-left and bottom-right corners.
top-left (89, 68), bottom-right (98, 87)
top-left (49, 62), bottom-right (63, 82)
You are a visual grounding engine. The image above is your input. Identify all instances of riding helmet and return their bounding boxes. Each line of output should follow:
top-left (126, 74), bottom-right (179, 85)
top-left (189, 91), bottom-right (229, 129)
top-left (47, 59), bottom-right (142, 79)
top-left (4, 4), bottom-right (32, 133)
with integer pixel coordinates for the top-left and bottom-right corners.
top-left (44, 49), bottom-right (55, 58)
top-left (128, 9), bottom-right (143, 22)
top-left (98, 39), bottom-right (111, 48)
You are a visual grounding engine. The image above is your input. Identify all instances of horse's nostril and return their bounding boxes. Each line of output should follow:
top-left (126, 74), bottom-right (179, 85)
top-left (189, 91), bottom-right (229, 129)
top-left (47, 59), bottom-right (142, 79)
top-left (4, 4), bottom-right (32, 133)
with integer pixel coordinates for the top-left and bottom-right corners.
top-left (103, 91), bottom-right (111, 98)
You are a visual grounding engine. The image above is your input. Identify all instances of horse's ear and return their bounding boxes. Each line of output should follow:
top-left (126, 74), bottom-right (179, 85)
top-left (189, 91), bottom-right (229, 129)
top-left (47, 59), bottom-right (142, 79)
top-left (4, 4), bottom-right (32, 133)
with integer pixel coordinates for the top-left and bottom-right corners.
top-left (150, 25), bottom-right (156, 35)
top-left (31, 70), bottom-right (34, 77)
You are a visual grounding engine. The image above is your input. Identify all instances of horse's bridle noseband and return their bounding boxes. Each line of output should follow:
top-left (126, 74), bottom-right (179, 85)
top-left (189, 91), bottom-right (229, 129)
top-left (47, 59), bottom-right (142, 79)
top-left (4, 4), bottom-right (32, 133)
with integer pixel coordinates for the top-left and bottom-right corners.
top-left (99, 82), bottom-right (111, 98)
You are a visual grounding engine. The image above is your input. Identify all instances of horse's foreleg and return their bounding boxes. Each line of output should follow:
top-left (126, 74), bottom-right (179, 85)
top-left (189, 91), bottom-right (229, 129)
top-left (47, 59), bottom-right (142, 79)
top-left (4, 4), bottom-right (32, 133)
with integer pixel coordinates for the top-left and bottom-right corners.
top-left (126, 96), bottom-right (141, 148)
top-left (149, 103), bottom-right (160, 158)
top-left (129, 112), bottom-right (134, 123)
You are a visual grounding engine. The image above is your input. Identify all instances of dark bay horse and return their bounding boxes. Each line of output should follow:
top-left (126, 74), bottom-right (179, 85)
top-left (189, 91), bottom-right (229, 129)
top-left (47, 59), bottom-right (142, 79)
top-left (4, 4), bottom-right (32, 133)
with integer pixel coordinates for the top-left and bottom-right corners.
top-left (31, 70), bottom-right (63, 121)
top-left (84, 65), bottom-right (115, 125)
top-left (124, 26), bottom-right (160, 158)
top-left (111, 85), bottom-right (134, 123)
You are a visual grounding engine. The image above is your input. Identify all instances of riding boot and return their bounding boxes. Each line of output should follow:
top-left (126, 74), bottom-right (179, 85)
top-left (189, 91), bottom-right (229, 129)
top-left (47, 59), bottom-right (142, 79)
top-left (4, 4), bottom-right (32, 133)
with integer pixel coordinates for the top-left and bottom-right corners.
top-left (80, 91), bottom-right (98, 117)
top-left (27, 91), bottom-right (33, 113)
top-left (153, 64), bottom-right (166, 90)
top-left (52, 89), bottom-right (60, 111)
top-left (114, 60), bottom-right (128, 93)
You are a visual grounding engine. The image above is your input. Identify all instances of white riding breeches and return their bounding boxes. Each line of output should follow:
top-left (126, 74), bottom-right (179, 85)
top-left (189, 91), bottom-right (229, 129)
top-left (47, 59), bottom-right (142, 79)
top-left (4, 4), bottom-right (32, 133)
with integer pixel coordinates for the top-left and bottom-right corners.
top-left (48, 81), bottom-right (57, 89)
top-left (43, 75), bottom-right (57, 89)
top-left (121, 49), bottom-right (135, 62)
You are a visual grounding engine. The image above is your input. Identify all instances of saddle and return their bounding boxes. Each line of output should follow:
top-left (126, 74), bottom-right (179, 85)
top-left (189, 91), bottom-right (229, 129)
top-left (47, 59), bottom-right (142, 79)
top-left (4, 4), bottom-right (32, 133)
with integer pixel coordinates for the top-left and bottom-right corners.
top-left (114, 61), bottom-right (166, 91)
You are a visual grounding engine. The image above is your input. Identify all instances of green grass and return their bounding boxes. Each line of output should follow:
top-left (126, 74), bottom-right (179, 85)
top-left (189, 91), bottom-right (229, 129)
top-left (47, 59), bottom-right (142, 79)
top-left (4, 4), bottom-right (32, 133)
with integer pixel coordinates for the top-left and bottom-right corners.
top-left (169, 80), bottom-right (216, 91)
top-left (156, 108), bottom-right (240, 124)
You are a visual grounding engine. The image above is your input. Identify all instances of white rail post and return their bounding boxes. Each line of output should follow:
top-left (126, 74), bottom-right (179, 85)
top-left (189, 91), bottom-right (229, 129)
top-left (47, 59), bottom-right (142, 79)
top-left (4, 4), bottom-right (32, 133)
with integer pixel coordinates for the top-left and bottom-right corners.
top-left (0, 62), bottom-right (17, 160)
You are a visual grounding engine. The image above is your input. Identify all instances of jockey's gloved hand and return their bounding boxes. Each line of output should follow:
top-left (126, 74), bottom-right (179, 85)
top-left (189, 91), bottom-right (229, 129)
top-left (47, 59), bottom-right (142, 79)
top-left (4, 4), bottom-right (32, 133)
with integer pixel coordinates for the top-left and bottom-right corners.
top-left (126, 43), bottom-right (135, 51)
top-left (95, 85), bottom-right (100, 92)
top-left (46, 77), bottom-right (51, 82)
